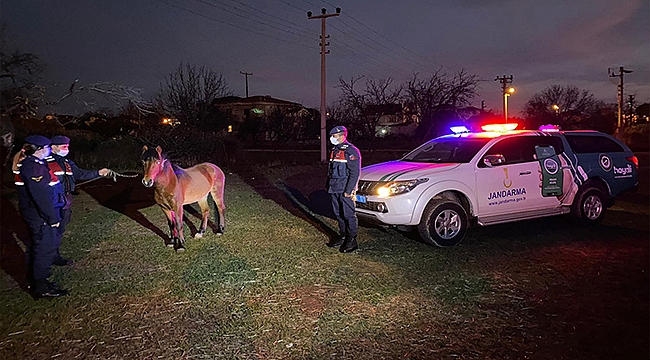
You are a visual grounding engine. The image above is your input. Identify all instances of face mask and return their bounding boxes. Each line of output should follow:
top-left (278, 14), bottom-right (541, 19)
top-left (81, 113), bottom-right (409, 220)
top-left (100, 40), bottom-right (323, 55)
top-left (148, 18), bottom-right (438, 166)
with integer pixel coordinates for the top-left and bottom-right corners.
top-left (36, 147), bottom-right (51, 159)
top-left (329, 136), bottom-right (340, 145)
top-left (56, 149), bottom-right (69, 157)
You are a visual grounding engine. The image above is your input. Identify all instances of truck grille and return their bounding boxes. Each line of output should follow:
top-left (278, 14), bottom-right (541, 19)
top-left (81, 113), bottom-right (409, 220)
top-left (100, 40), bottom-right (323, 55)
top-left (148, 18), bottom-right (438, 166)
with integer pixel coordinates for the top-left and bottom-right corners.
top-left (356, 200), bottom-right (388, 213)
top-left (357, 180), bottom-right (388, 196)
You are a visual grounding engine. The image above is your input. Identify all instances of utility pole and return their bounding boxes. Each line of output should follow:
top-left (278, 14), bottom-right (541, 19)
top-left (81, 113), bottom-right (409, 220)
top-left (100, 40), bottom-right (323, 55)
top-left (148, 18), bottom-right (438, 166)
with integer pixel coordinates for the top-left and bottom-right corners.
top-left (495, 75), bottom-right (514, 122)
top-left (308, 7), bottom-right (340, 162)
top-left (609, 66), bottom-right (633, 138)
top-left (627, 94), bottom-right (636, 119)
top-left (240, 71), bottom-right (252, 98)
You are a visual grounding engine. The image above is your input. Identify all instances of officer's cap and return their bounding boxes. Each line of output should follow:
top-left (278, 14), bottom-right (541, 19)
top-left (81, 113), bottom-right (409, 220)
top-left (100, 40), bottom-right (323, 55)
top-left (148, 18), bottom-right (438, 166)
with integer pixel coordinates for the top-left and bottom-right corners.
top-left (24, 135), bottom-right (51, 148)
top-left (329, 125), bottom-right (347, 135)
top-left (50, 135), bottom-right (70, 145)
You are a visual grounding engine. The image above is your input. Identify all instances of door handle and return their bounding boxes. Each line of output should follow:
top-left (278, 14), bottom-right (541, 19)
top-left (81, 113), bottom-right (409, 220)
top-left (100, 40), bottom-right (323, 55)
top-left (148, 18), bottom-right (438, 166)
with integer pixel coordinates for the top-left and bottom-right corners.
top-left (519, 171), bottom-right (532, 175)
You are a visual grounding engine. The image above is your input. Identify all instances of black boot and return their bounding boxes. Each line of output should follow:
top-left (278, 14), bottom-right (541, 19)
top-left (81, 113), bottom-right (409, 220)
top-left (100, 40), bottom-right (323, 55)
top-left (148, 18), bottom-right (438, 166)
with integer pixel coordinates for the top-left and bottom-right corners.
top-left (53, 257), bottom-right (74, 266)
top-left (339, 236), bottom-right (358, 253)
top-left (31, 279), bottom-right (69, 299)
top-left (326, 236), bottom-right (345, 248)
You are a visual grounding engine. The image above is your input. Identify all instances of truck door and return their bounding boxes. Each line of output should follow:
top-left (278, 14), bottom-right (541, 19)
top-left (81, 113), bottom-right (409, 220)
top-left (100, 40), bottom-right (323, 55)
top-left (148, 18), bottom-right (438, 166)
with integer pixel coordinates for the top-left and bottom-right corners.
top-left (476, 136), bottom-right (542, 216)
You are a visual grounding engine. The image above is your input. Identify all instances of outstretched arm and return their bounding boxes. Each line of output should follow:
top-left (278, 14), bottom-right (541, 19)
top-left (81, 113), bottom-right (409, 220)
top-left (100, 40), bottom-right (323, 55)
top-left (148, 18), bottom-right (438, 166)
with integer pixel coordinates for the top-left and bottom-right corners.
top-left (68, 158), bottom-right (101, 181)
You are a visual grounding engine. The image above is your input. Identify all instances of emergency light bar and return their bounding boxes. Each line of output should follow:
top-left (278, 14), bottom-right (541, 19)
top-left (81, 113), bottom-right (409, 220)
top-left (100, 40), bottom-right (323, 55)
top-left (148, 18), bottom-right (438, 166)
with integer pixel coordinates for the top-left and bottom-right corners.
top-left (449, 126), bottom-right (470, 134)
top-left (481, 123), bottom-right (518, 132)
top-left (539, 124), bottom-right (561, 132)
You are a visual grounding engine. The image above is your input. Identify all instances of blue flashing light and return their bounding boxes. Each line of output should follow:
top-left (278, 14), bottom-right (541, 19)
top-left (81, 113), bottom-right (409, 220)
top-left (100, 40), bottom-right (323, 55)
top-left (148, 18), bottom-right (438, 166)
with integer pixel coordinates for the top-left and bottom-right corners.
top-left (450, 125), bottom-right (470, 134)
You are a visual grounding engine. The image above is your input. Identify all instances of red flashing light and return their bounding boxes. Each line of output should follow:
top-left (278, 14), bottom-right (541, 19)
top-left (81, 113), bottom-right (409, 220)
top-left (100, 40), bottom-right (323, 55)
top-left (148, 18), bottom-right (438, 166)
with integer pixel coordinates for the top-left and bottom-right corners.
top-left (481, 123), bottom-right (518, 132)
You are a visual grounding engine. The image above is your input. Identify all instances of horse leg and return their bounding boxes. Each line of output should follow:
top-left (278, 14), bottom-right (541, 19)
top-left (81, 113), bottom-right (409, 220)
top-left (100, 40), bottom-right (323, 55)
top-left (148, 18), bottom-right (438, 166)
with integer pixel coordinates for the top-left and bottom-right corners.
top-left (194, 198), bottom-right (210, 238)
top-left (210, 184), bottom-right (226, 235)
top-left (162, 208), bottom-right (176, 248)
top-left (175, 206), bottom-right (185, 252)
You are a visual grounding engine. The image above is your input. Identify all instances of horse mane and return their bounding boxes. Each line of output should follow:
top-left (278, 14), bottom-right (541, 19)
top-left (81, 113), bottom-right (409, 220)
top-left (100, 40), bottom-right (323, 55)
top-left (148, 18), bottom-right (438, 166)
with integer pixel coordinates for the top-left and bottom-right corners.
top-left (171, 163), bottom-right (189, 178)
top-left (142, 147), bottom-right (189, 179)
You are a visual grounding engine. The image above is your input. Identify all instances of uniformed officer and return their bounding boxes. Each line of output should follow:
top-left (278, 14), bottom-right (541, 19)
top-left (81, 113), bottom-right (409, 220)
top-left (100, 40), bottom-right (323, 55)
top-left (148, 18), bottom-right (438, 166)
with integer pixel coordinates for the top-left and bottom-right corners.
top-left (14, 135), bottom-right (68, 298)
top-left (47, 135), bottom-right (110, 266)
top-left (326, 125), bottom-right (362, 253)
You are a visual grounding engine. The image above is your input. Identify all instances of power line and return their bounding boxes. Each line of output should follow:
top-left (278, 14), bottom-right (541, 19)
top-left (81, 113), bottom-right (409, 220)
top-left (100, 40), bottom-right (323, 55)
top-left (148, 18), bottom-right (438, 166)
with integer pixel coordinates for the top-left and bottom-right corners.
top-left (273, 1), bottom-right (449, 77)
top-left (153, 0), bottom-right (315, 49)
top-left (195, 0), bottom-right (315, 40)
top-left (277, 0), bottom-right (307, 12)
top-left (223, 0), bottom-right (317, 36)
top-left (328, 24), bottom-right (422, 77)
top-left (320, 0), bottom-right (454, 73)
top-left (334, 17), bottom-right (440, 74)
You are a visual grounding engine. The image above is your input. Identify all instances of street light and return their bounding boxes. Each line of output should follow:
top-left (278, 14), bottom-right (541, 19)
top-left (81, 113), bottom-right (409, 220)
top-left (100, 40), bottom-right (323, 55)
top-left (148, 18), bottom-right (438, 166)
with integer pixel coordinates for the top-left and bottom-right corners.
top-left (504, 87), bottom-right (515, 122)
top-left (552, 104), bottom-right (560, 114)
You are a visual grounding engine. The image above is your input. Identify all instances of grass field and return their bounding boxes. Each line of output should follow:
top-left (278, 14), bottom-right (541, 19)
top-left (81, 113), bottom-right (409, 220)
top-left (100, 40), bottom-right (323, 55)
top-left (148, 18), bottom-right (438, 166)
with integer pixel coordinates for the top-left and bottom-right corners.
top-left (1, 164), bottom-right (648, 359)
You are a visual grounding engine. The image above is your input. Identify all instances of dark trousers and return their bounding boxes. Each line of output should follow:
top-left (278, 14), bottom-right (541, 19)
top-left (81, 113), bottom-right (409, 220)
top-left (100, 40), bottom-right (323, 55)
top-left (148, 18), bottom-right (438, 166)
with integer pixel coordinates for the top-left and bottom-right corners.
top-left (24, 216), bottom-right (57, 287)
top-left (54, 207), bottom-right (71, 259)
top-left (330, 193), bottom-right (358, 239)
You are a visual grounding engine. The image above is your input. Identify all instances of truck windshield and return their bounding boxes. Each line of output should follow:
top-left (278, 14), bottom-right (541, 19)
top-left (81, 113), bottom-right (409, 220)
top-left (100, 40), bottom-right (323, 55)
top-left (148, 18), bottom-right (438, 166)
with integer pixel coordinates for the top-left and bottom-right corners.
top-left (402, 137), bottom-right (491, 163)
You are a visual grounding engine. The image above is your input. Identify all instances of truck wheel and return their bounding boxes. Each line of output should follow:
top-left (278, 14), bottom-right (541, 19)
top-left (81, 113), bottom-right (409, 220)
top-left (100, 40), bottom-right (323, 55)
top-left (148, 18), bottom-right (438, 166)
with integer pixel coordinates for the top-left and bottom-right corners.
top-left (571, 186), bottom-right (607, 222)
top-left (417, 200), bottom-right (468, 247)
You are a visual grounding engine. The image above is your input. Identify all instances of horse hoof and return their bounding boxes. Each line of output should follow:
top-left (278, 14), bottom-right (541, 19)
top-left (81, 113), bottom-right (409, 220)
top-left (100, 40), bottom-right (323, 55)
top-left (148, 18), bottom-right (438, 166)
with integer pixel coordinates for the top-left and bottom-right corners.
top-left (216, 232), bottom-right (223, 236)
top-left (167, 243), bottom-right (175, 248)
top-left (176, 245), bottom-right (185, 252)
top-left (194, 233), bottom-right (203, 239)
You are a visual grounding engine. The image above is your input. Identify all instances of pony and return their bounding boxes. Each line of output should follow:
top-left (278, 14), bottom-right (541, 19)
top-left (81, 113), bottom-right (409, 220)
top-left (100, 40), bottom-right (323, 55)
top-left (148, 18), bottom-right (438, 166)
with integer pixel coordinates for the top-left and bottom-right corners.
top-left (141, 145), bottom-right (226, 251)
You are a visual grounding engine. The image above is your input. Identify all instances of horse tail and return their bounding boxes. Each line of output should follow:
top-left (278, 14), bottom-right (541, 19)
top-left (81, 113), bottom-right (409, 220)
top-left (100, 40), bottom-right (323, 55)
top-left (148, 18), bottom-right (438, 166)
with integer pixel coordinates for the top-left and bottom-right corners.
top-left (209, 164), bottom-right (226, 233)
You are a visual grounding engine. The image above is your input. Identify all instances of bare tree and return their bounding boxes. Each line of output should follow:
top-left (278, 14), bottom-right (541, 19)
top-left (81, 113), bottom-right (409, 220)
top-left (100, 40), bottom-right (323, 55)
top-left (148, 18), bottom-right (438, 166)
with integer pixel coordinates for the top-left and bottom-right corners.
top-left (523, 85), bottom-right (607, 130)
top-left (157, 62), bottom-right (232, 130)
top-left (0, 39), bottom-right (44, 117)
top-left (326, 100), bottom-right (356, 135)
top-left (337, 76), bottom-right (403, 140)
top-left (44, 80), bottom-right (154, 127)
top-left (404, 70), bottom-right (479, 140)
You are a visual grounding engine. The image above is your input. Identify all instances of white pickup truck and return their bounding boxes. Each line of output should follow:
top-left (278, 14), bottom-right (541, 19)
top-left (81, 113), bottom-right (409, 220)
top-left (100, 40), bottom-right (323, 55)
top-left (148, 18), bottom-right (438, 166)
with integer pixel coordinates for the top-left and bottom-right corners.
top-left (355, 125), bottom-right (639, 246)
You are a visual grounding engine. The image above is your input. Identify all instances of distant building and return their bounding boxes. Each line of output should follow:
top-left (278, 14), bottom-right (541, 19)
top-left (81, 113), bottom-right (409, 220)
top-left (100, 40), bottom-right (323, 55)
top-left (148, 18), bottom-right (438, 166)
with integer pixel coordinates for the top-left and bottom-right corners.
top-left (212, 95), bottom-right (304, 125)
top-left (363, 103), bottom-right (419, 137)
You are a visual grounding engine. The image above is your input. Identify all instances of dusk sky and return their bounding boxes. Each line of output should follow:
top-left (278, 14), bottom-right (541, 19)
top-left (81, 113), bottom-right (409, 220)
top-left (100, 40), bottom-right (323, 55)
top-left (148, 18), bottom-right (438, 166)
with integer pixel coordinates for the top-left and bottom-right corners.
top-left (2, 0), bottom-right (649, 116)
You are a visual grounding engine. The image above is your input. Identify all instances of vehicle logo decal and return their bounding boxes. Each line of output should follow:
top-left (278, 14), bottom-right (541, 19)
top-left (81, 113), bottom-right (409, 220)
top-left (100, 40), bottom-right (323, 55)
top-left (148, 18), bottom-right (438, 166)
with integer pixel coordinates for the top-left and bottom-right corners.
top-left (599, 154), bottom-right (612, 171)
top-left (502, 168), bottom-right (512, 188)
top-left (613, 164), bottom-right (633, 178)
top-left (543, 158), bottom-right (559, 175)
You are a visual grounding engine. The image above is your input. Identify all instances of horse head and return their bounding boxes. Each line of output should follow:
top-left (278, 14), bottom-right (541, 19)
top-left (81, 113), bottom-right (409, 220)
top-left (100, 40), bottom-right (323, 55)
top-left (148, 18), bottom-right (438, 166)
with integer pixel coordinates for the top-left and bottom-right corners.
top-left (141, 145), bottom-right (166, 187)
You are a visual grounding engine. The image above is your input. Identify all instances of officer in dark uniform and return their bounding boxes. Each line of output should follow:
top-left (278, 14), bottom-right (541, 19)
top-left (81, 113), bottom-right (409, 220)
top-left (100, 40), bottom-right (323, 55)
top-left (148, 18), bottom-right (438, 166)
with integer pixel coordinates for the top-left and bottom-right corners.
top-left (47, 135), bottom-right (110, 266)
top-left (326, 125), bottom-right (362, 253)
top-left (15, 135), bottom-right (68, 298)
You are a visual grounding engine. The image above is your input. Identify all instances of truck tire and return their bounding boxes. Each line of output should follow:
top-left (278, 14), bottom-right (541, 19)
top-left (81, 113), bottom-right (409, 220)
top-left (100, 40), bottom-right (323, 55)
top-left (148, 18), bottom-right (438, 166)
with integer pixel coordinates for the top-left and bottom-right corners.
top-left (417, 199), bottom-right (468, 247)
top-left (571, 186), bottom-right (607, 222)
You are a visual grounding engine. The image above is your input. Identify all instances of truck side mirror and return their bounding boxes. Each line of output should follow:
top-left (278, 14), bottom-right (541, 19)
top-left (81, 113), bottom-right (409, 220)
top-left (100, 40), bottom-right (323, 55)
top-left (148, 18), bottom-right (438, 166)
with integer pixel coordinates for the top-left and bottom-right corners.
top-left (483, 154), bottom-right (506, 167)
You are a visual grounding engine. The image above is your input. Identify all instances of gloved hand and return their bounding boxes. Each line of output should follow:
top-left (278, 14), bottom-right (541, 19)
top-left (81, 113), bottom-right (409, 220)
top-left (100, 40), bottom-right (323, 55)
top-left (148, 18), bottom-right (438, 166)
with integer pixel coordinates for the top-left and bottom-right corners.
top-left (101, 168), bottom-right (118, 182)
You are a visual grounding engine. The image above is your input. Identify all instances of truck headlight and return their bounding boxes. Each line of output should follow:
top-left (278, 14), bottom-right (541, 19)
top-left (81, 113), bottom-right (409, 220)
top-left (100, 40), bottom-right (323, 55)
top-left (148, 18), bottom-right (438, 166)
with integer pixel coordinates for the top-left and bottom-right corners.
top-left (377, 178), bottom-right (428, 198)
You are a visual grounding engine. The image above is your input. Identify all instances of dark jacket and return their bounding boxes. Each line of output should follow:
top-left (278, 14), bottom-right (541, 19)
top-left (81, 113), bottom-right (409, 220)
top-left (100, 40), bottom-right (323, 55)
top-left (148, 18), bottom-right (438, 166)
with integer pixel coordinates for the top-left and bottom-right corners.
top-left (327, 141), bottom-right (361, 194)
top-left (17, 155), bottom-right (63, 225)
top-left (46, 153), bottom-right (99, 193)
